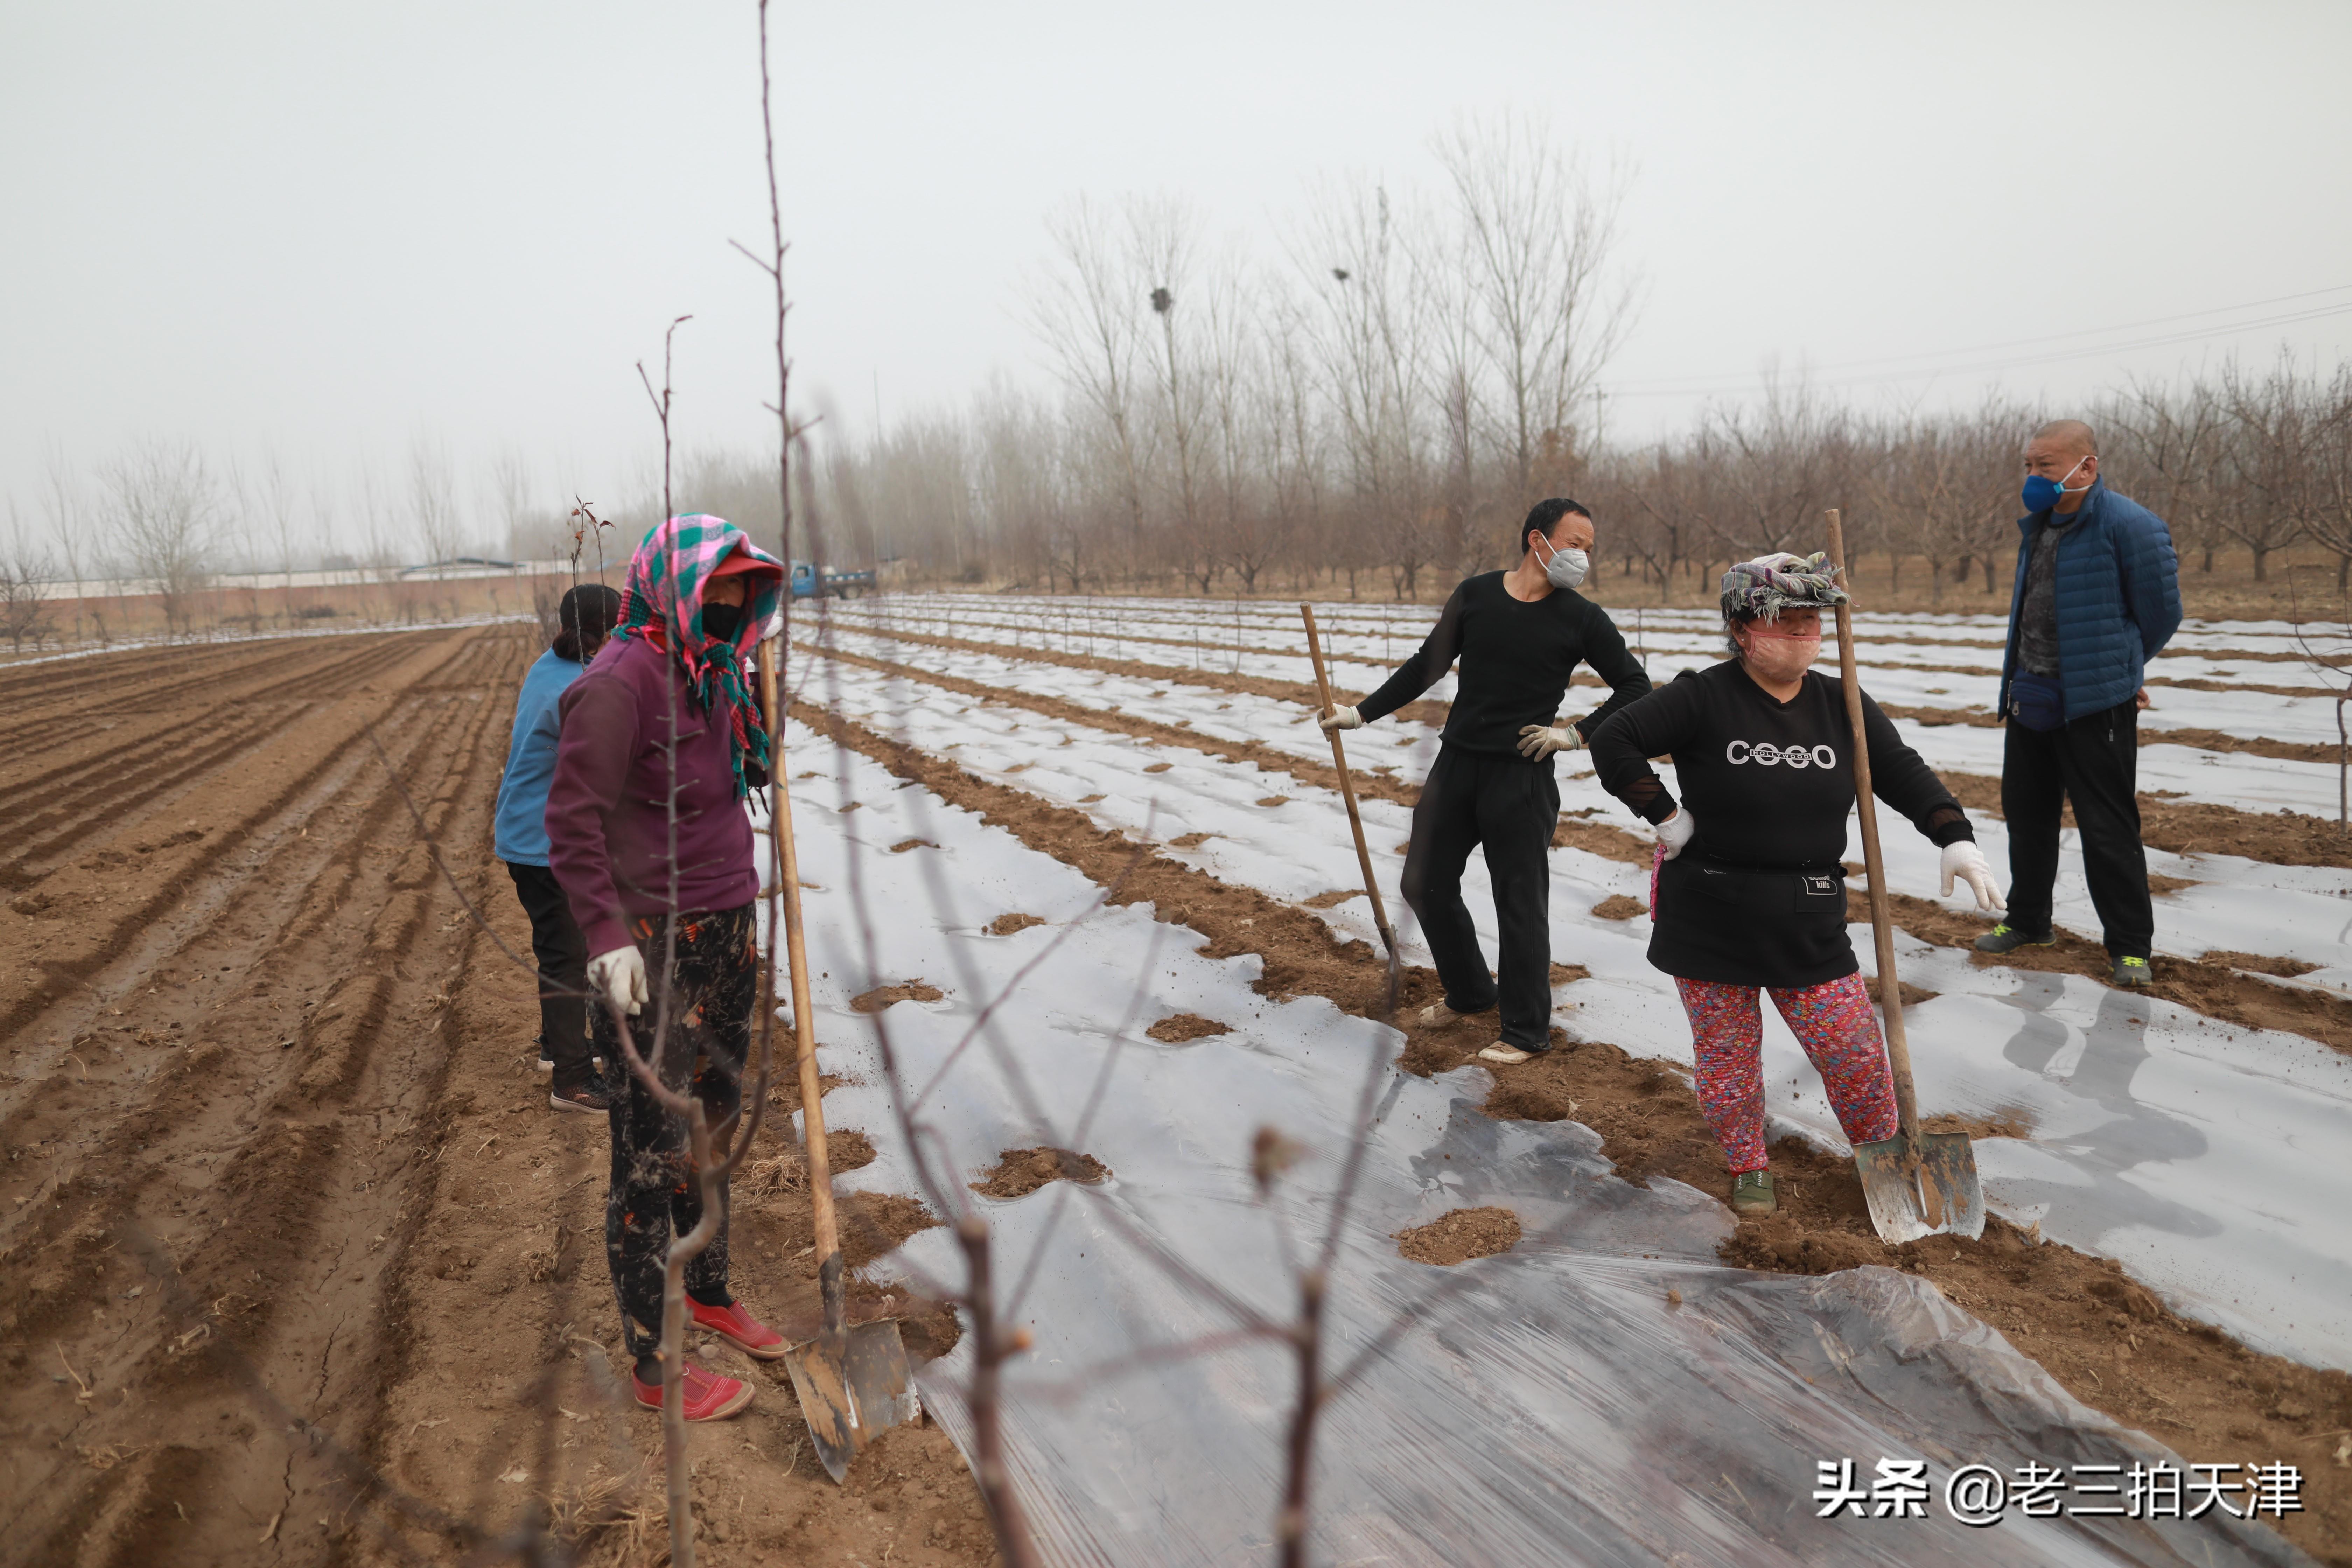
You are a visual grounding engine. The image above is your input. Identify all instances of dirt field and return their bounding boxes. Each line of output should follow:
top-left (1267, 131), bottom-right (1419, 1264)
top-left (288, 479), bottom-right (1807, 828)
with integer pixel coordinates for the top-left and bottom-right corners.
top-left (0, 626), bottom-right (993, 1568)
top-left (8, 622), bottom-right (2350, 1566)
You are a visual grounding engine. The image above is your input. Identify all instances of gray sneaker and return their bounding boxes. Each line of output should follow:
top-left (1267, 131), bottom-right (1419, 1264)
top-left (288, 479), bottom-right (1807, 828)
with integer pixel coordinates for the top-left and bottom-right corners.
top-left (2112, 955), bottom-right (2152, 987)
top-left (1974, 923), bottom-right (2055, 954)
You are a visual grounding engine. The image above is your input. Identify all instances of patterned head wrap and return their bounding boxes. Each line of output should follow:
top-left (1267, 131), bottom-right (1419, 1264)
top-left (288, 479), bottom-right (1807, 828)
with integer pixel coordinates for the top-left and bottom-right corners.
top-left (612, 514), bottom-right (785, 799)
top-left (1719, 551), bottom-right (1847, 623)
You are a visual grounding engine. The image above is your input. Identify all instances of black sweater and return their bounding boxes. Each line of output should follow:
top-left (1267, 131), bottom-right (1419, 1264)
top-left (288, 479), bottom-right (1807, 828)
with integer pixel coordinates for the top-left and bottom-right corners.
top-left (1587, 661), bottom-right (1973, 986)
top-left (1357, 573), bottom-right (1652, 756)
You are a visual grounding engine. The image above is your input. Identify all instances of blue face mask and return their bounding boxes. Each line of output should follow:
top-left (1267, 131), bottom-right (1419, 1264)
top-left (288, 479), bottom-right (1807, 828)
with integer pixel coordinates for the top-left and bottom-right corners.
top-left (2021, 455), bottom-right (2092, 514)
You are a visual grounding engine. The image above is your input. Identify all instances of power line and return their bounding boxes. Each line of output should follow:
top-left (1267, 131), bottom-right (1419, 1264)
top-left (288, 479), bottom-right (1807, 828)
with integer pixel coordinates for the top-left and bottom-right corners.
top-left (1602, 283), bottom-right (2352, 400)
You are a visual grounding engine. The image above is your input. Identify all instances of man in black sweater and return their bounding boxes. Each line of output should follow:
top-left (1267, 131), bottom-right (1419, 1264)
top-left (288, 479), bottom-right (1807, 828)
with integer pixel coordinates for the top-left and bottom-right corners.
top-left (1321, 499), bottom-right (1652, 1063)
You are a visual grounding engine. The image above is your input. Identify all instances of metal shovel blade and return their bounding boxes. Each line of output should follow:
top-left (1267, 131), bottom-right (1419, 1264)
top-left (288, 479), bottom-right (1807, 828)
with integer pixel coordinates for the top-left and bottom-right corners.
top-left (781, 1320), bottom-right (919, 1483)
top-left (1852, 1131), bottom-right (1986, 1244)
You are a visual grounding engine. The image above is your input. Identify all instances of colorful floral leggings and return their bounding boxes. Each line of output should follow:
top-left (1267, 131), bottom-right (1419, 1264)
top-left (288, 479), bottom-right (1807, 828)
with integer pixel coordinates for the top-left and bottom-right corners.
top-left (592, 904), bottom-right (756, 1363)
top-left (1673, 972), bottom-right (1898, 1175)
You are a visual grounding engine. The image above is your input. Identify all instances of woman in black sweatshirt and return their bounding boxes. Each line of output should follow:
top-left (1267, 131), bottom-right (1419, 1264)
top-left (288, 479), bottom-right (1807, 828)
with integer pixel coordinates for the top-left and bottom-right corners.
top-left (1587, 553), bottom-right (2002, 1217)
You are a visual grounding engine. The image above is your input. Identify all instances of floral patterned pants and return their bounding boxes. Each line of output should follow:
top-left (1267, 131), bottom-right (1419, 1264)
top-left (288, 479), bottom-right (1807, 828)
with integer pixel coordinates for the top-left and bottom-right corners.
top-left (593, 904), bottom-right (757, 1361)
top-left (1673, 972), bottom-right (1898, 1175)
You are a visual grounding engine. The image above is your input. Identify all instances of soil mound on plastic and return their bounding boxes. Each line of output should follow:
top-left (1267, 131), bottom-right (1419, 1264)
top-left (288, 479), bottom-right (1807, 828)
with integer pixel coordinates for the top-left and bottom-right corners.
top-left (1862, 974), bottom-right (1940, 1008)
top-left (1395, 1206), bottom-right (1522, 1266)
top-left (794, 693), bottom-right (2352, 1561)
top-left (1147, 1013), bottom-right (1232, 1043)
top-left (851, 979), bottom-right (945, 1013)
top-left (2203, 949), bottom-right (2321, 978)
top-left (1589, 894), bottom-right (1646, 920)
top-left (972, 1146), bottom-right (1111, 1199)
top-left (988, 912), bottom-right (1045, 936)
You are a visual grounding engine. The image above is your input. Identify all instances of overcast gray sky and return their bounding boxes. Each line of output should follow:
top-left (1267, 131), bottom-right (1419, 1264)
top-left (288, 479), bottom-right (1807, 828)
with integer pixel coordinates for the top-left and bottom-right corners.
top-left (6, 0), bottom-right (2350, 548)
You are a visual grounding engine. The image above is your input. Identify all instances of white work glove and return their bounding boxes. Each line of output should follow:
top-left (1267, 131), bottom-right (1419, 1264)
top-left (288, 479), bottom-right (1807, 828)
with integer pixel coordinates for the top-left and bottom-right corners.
top-left (587, 945), bottom-right (649, 1016)
top-left (1318, 704), bottom-right (1363, 732)
top-left (1657, 808), bottom-right (1696, 861)
top-left (1516, 723), bottom-right (1583, 761)
top-left (1939, 840), bottom-right (2004, 911)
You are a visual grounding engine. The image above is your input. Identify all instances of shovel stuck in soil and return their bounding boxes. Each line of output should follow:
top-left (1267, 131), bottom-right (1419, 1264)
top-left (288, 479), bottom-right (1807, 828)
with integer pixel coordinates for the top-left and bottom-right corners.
top-left (1824, 513), bottom-right (1986, 1244)
top-left (759, 644), bottom-right (918, 1481)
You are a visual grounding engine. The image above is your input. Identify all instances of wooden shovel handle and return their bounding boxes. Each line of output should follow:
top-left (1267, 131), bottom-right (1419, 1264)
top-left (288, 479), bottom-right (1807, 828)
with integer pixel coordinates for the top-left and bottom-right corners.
top-left (758, 643), bottom-right (840, 1284)
top-left (1302, 606), bottom-right (1397, 956)
top-left (1823, 512), bottom-right (1922, 1144)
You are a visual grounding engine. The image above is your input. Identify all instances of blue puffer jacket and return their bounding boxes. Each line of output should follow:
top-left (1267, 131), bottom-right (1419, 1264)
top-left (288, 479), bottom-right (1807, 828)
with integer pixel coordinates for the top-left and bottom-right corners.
top-left (1997, 479), bottom-right (2183, 722)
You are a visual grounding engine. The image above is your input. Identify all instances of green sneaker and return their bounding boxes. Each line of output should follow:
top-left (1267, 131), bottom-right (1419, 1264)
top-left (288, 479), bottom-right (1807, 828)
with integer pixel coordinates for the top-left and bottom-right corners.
top-left (1974, 923), bottom-right (2055, 954)
top-left (1730, 1170), bottom-right (1777, 1217)
top-left (2113, 954), bottom-right (2152, 987)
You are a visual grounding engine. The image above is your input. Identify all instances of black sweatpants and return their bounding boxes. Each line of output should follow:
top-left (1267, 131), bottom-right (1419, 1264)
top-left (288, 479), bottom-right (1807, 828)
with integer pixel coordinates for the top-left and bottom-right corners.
top-left (2001, 700), bottom-right (2154, 959)
top-left (504, 861), bottom-right (595, 1085)
top-left (1400, 744), bottom-right (1560, 1050)
top-left (592, 903), bottom-right (755, 1362)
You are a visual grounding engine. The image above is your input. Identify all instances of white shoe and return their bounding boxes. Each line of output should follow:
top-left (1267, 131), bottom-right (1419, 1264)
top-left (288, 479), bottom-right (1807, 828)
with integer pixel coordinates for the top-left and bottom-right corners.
top-left (1419, 1001), bottom-right (1475, 1029)
top-left (1476, 1042), bottom-right (1536, 1065)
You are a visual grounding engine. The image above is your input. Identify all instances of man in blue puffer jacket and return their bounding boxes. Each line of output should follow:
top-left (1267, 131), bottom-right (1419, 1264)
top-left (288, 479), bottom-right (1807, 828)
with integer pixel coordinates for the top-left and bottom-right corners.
top-left (1976, 419), bottom-right (2182, 986)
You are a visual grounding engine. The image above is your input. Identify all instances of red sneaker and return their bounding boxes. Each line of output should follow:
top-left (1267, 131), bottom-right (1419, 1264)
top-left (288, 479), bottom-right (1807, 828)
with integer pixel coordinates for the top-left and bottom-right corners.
top-left (631, 1361), bottom-right (755, 1422)
top-left (689, 1297), bottom-right (788, 1360)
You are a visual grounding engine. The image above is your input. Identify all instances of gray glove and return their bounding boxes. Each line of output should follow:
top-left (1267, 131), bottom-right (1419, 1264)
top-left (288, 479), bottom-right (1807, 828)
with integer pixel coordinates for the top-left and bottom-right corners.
top-left (1318, 704), bottom-right (1363, 733)
top-left (1516, 723), bottom-right (1583, 761)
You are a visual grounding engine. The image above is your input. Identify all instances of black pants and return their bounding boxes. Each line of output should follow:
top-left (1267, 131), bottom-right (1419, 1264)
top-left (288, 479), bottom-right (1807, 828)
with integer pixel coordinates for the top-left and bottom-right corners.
top-left (1401, 745), bottom-right (1559, 1050)
top-left (593, 904), bottom-right (755, 1362)
top-left (2001, 700), bottom-right (2153, 959)
top-left (504, 861), bottom-right (596, 1085)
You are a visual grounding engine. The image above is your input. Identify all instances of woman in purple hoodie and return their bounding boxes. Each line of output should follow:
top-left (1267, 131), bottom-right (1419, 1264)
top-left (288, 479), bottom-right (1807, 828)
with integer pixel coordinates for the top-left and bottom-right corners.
top-left (545, 514), bottom-right (785, 1423)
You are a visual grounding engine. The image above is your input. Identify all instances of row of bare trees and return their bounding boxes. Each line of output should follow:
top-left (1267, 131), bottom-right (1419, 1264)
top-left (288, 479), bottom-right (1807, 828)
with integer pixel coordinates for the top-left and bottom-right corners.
top-left (810, 115), bottom-right (2352, 603)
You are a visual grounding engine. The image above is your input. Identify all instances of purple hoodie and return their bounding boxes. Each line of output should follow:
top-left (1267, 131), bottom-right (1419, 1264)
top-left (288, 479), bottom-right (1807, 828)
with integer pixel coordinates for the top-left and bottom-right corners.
top-left (544, 634), bottom-right (758, 957)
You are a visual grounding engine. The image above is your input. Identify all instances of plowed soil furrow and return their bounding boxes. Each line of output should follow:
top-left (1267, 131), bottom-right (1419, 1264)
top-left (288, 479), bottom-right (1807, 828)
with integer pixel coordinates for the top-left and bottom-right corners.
top-left (0, 629), bottom-right (528, 1566)
top-left (796, 637), bottom-right (1426, 809)
top-left (0, 633), bottom-right (415, 745)
top-left (0, 633), bottom-right (487, 1048)
top-left (811, 625), bottom-right (2352, 874)
top-left (0, 703), bottom-right (328, 890)
top-left (788, 697), bottom-right (2352, 1564)
top-left (798, 640), bottom-right (2352, 1061)
top-left (0, 625), bottom-right (995, 1568)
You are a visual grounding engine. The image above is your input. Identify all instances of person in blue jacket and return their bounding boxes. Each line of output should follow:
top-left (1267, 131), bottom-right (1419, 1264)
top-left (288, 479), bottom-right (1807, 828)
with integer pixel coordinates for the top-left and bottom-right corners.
top-left (496, 583), bottom-right (623, 1108)
top-left (1976, 419), bottom-right (2182, 987)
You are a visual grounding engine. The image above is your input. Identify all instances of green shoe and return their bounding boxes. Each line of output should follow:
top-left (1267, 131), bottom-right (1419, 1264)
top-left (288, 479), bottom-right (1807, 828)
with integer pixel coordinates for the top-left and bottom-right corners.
top-left (1974, 923), bottom-right (2055, 954)
top-left (2113, 954), bottom-right (2152, 987)
top-left (1730, 1170), bottom-right (1777, 1217)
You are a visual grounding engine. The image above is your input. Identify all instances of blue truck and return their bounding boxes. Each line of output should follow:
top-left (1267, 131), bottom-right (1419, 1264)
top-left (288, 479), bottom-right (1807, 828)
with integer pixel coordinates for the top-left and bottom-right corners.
top-left (789, 560), bottom-right (877, 600)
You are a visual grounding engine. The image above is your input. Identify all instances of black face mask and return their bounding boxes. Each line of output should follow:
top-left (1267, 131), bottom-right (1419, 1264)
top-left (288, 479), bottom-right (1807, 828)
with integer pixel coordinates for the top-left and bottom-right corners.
top-left (700, 602), bottom-right (743, 644)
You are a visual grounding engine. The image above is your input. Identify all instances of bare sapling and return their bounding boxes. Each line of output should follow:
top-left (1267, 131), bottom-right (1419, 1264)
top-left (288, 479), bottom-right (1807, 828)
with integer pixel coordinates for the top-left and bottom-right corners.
top-left (2287, 565), bottom-right (2352, 830)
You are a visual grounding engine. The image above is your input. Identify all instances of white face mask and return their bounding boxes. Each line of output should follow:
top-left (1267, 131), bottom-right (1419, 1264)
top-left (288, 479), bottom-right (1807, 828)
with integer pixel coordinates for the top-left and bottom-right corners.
top-left (1532, 532), bottom-right (1590, 590)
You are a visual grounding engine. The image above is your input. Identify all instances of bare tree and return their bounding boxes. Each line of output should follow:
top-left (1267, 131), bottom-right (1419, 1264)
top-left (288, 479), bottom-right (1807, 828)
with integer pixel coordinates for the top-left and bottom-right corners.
top-left (1, 500), bottom-right (58, 653)
top-left (2220, 354), bottom-right (2342, 582)
top-left (104, 439), bottom-right (218, 636)
top-left (408, 435), bottom-right (467, 567)
top-left (1433, 113), bottom-right (1638, 518)
top-left (1294, 180), bottom-right (1439, 600)
top-left (41, 441), bottom-right (92, 645)
top-left (1030, 197), bottom-right (1153, 555)
top-left (2111, 374), bottom-right (2228, 575)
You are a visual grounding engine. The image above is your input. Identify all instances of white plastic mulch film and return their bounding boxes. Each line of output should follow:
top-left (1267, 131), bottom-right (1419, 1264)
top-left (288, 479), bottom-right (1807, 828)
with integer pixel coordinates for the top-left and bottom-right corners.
top-left (798, 600), bottom-right (2352, 1367)
top-left (768, 707), bottom-right (2318, 1568)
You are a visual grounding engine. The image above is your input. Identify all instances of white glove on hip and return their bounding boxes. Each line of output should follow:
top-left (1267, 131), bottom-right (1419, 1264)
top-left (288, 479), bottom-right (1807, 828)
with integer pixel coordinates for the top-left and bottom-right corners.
top-left (1657, 808), bottom-right (1696, 861)
top-left (1939, 841), bottom-right (2004, 911)
top-left (587, 945), bottom-right (649, 1016)
top-left (1318, 704), bottom-right (1363, 732)
top-left (1516, 723), bottom-right (1583, 761)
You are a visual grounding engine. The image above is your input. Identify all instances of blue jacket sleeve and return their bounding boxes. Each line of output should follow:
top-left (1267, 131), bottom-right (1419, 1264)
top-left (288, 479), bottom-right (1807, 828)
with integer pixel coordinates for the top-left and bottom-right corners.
top-left (2119, 502), bottom-right (2183, 662)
